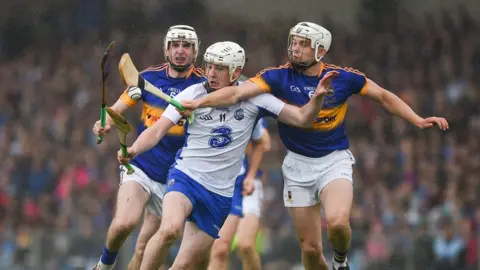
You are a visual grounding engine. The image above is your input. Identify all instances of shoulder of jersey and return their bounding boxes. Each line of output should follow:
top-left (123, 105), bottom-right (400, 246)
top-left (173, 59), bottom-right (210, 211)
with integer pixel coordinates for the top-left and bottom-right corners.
top-left (140, 63), bottom-right (168, 75)
top-left (323, 63), bottom-right (365, 76)
top-left (255, 62), bottom-right (292, 77)
top-left (191, 67), bottom-right (205, 79)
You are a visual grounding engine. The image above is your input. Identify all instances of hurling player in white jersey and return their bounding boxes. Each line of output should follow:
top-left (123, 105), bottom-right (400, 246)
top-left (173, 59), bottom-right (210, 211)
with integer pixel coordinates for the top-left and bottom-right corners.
top-left (180, 23), bottom-right (449, 270)
top-left (117, 41), bottom-right (338, 270)
top-left (92, 25), bottom-right (203, 270)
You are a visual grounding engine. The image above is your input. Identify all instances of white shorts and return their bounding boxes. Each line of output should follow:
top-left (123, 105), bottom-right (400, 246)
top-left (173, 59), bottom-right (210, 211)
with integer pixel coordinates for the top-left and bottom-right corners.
top-left (120, 164), bottom-right (166, 217)
top-left (242, 179), bottom-right (263, 217)
top-left (282, 149), bottom-right (355, 207)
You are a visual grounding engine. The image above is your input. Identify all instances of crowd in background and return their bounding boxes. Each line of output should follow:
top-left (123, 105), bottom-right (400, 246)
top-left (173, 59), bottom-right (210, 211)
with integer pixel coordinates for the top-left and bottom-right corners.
top-left (0, 0), bottom-right (479, 269)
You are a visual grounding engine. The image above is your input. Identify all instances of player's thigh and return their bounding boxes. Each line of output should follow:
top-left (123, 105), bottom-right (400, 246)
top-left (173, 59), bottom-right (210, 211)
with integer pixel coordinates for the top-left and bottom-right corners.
top-left (145, 179), bottom-right (167, 218)
top-left (162, 191), bottom-right (193, 228)
top-left (173, 221), bottom-right (216, 268)
top-left (319, 179), bottom-right (353, 225)
top-left (318, 150), bottom-right (355, 224)
top-left (210, 214), bottom-right (240, 256)
top-left (236, 214), bottom-right (260, 247)
top-left (218, 214), bottom-right (241, 244)
top-left (168, 168), bottom-right (231, 240)
top-left (238, 179), bottom-right (263, 246)
top-left (115, 165), bottom-right (151, 221)
top-left (289, 204), bottom-right (323, 247)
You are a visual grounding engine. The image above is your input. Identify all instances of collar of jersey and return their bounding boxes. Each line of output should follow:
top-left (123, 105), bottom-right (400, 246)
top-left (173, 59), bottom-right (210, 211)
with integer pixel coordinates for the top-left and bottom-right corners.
top-left (317, 62), bottom-right (324, 77)
top-left (165, 65), bottom-right (195, 79)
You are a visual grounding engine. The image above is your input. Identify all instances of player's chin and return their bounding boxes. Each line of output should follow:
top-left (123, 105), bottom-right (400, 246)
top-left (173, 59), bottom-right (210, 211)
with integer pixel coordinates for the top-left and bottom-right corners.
top-left (172, 59), bottom-right (190, 66)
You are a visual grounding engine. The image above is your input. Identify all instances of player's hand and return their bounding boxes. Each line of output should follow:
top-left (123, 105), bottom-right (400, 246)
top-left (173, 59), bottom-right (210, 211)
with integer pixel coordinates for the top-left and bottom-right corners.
top-left (117, 147), bottom-right (136, 165)
top-left (312, 71), bottom-right (340, 98)
top-left (93, 120), bottom-right (112, 137)
top-left (181, 100), bottom-right (200, 110)
top-left (242, 177), bottom-right (255, 196)
top-left (415, 117), bottom-right (449, 131)
top-left (175, 108), bottom-right (193, 118)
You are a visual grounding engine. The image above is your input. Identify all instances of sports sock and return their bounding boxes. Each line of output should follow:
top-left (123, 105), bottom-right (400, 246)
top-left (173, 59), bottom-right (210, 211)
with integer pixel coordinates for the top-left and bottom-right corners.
top-left (333, 249), bottom-right (348, 264)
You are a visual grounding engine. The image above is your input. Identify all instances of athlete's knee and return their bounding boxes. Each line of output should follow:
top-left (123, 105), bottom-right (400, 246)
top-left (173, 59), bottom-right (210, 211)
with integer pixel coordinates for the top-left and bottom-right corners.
top-left (158, 223), bottom-right (183, 245)
top-left (211, 238), bottom-right (230, 261)
top-left (111, 216), bottom-right (139, 235)
top-left (325, 210), bottom-right (350, 233)
top-left (297, 231), bottom-right (323, 258)
top-left (237, 238), bottom-right (256, 257)
top-left (299, 240), bottom-right (323, 258)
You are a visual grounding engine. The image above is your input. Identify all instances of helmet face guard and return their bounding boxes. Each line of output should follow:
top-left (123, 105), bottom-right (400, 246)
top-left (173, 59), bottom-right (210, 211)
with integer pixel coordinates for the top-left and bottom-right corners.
top-left (287, 22), bottom-right (332, 70)
top-left (164, 25), bottom-right (200, 72)
top-left (287, 35), bottom-right (321, 71)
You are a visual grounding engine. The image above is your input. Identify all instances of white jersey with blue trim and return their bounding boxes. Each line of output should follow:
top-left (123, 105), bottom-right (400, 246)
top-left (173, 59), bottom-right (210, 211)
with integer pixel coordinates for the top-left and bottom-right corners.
top-left (162, 83), bottom-right (284, 197)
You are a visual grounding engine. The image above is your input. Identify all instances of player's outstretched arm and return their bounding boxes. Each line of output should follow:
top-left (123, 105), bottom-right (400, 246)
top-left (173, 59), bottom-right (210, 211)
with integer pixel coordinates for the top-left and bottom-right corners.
top-left (363, 79), bottom-right (449, 130)
top-left (277, 71), bottom-right (338, 127)
top-left (118, 117), bottom-right (175, 165)
top-left (181, 81), bottom-right (264, 110)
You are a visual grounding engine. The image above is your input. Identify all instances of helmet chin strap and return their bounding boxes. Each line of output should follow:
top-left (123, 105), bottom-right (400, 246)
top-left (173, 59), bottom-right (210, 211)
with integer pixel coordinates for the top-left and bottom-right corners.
top-left (289, 58), bottom-right (318, 72)
top-left (166, 56), bottom-right (192, 72)
top-left (288, 40), bottom-right (324, 72)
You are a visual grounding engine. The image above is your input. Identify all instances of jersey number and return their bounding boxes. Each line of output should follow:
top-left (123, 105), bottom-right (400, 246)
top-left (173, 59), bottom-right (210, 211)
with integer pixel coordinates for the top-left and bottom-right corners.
top-left (209, 126), bottom-right (233, 148)
top-left (219, 113), bottom-right (226, 122)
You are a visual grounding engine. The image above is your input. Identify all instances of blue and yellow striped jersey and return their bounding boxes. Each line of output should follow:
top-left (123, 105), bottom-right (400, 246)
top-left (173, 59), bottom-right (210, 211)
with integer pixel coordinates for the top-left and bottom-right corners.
top-left (250, 62), bottom-right (367, 158)
top-left (120, 64), bottom-right (205, 183)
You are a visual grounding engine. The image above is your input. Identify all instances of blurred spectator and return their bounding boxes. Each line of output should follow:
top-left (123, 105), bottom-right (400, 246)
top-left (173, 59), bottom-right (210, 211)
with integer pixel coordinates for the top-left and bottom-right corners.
top-left (432, 216), bottom-right (465, 269)
top-left (364, 222), bottom-right (391, 269)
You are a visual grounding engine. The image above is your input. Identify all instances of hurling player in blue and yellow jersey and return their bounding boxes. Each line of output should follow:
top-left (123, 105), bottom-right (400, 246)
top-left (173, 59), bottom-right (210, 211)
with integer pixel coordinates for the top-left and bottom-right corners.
top-left (92, 25), bottom-right (205, 270)
top-left (180, 22), bottom-right (448, 270)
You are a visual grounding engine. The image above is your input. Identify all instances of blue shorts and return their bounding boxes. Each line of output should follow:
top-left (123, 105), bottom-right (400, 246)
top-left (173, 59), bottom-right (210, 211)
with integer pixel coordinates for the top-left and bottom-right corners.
top-left (166, 168), bottom-right (232, 239)
top-left (230, 181), bottom-right (244, 217)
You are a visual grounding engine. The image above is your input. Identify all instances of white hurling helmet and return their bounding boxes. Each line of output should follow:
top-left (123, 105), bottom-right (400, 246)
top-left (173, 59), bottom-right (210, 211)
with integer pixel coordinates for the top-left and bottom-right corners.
top-left (288, 22), bottom-right (332, 68)
top-left (163, 25), bottom-right (200, 71)
top-left (203, 41), bottom-right (246, 82)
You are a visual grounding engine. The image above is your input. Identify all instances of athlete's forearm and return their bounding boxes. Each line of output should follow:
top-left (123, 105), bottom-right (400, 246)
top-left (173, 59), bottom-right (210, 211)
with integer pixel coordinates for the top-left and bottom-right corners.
top-left (381, 91), bottom-right (423, 126)
top-left (131, 118), bottom-right (173, 155)
top-left (107, 99), bottom-right (130, 125)
top-left (245, 139), bottom-right (265, 180)
top-left (260, 129), bottom-right (272, 152)
top-left (298, 95), bottom-right (325, 126)
top-left (197, 81), bottom-right (265, 108)
top-left (278, 95), bottom-right (324, 127)
top-left (130, 127), bottom-right (160, 156)
top-left (196, 85), bottom-right (240, 108)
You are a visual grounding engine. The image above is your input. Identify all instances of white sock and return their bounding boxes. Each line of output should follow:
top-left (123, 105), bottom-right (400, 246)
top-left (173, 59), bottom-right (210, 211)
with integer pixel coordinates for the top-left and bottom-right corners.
top-left (97, 260), bottom-right (116, 270)
top-left (333, 256), bottom-right (348, 268)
